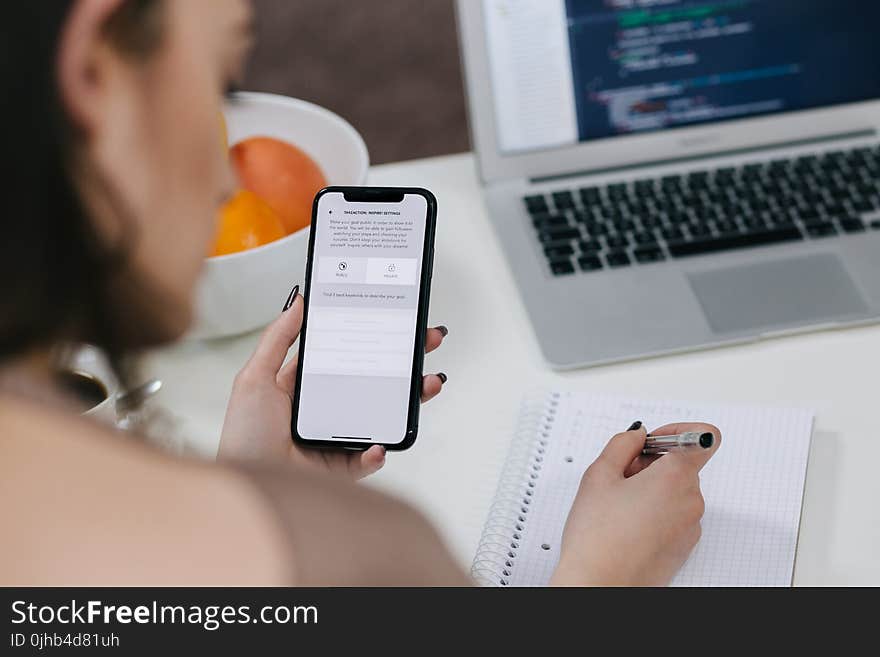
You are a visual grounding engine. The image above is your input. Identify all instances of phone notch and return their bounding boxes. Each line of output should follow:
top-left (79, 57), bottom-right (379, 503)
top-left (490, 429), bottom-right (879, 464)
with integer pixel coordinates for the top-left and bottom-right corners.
top-left (342, 189), bottom-right (405, 203)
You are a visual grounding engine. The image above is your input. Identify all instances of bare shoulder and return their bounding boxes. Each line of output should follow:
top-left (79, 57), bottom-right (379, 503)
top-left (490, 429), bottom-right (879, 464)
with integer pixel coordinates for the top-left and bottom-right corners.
top-left (0, 396), bottom-right (290, 586)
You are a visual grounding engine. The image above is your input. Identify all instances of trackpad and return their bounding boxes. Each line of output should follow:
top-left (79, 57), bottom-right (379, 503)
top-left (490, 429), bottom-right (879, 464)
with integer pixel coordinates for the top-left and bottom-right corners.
top-left (688, 253), bottom-right (868, 334)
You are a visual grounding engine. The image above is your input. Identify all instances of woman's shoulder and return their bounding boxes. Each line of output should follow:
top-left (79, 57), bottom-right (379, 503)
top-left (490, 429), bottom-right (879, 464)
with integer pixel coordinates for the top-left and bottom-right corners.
top-left (0, 395), bottom-right (291, 586)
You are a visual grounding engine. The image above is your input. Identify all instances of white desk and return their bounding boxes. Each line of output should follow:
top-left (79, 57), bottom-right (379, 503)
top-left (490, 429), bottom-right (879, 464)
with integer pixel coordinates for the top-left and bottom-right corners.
top-left (145, 152), bottom-right (880, 586)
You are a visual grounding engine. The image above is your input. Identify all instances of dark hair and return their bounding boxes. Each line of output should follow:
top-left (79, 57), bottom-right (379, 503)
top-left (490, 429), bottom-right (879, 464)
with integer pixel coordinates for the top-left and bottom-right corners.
top-left (0, 1), bottom-right (163, 376)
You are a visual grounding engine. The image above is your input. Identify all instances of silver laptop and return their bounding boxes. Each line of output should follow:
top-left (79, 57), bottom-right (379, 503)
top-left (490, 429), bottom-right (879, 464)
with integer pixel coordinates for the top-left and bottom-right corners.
top-left (456, 0), bottom-right (880, 368)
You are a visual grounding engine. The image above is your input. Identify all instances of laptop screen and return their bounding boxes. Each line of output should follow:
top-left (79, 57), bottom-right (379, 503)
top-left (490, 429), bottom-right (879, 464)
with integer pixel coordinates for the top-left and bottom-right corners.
top-left (483, 0), bottom-right (880, 154)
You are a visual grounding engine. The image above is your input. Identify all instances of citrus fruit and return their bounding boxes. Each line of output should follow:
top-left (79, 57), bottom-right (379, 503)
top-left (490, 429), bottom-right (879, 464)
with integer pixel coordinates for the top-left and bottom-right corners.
top-left (230, 136), bottom-right (327, 235)
top-left (210, 190), bottom-right (286, 257)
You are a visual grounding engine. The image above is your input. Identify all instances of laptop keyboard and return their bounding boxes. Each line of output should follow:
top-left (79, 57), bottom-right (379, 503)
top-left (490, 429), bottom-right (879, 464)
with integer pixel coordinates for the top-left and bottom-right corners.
top-left (524, 146), bottom-right (880, 276)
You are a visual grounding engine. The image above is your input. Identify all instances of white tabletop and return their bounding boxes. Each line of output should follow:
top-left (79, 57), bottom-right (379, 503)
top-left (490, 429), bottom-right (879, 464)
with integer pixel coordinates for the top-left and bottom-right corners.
top-left (145, 152), bottom-right (880, 586)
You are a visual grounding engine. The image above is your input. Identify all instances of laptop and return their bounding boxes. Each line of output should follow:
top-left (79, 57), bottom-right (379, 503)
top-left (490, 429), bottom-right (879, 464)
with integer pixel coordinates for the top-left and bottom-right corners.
top-left (456, 0), bottom-right (880, 368)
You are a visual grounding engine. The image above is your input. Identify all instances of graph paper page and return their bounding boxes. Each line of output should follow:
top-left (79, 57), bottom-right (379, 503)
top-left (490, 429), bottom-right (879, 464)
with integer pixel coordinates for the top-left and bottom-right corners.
top-left (506, 392), bottom-right (814, 587)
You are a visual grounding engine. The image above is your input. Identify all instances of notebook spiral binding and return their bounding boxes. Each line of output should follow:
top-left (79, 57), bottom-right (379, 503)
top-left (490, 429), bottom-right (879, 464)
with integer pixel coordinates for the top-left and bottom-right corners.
top-left (471, 390), bottom-right (560, 586)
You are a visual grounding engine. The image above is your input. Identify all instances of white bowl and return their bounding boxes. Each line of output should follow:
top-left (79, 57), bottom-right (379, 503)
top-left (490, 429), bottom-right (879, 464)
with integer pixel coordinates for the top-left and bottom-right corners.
top-left (190, 92), bottom-right (369, 339)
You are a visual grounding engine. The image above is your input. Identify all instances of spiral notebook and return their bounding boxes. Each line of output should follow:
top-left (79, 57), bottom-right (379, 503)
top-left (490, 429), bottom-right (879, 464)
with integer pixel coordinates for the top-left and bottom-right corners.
top-left (472, 392), bottom-right (814, 587)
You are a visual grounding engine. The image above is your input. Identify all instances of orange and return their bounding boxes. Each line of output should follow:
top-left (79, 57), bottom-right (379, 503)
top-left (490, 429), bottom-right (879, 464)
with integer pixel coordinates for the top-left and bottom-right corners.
top-left (210, 190), bottom-right (286, 257)
top-left (230, 136), bottom-right (327, 235)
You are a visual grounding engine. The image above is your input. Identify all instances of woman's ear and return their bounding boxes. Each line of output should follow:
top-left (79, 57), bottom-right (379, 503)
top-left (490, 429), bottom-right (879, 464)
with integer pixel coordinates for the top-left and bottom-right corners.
top-left (56, 0), bottom-right (126, 135)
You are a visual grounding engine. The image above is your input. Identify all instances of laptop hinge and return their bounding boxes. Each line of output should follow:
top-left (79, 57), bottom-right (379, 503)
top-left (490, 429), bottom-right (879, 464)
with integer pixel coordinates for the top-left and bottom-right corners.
top-left (530, 128), bottom-right (877, 184)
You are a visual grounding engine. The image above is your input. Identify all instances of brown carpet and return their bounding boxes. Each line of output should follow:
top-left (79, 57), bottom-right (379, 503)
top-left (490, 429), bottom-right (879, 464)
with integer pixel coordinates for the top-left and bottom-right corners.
top-left (244, 0), bottom-right (471, 165)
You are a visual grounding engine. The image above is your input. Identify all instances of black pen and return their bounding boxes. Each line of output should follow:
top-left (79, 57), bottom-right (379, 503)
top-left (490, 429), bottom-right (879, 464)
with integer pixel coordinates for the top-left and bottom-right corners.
top-left (642, 431), bottom-right (715, 455)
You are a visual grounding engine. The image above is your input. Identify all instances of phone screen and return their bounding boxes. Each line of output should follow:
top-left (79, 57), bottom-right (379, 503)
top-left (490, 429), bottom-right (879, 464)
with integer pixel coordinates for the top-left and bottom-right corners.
top-left (296, 191), bottom-right (430, 445)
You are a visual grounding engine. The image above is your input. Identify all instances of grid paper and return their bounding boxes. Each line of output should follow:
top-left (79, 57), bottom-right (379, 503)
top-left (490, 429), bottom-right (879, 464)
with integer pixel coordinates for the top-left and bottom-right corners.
top-left (504, 392), bottom-right (813, 587)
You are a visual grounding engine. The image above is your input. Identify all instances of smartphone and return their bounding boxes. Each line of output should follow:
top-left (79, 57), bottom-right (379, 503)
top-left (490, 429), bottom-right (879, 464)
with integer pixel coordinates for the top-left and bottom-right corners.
top-left (291, 186), bottom-right (437, 451)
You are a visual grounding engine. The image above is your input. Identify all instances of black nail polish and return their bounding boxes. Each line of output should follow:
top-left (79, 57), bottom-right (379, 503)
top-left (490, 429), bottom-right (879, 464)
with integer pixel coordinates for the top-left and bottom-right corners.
top-left (435, 325), bottom-right (449, 337)
top-left (437, 372), bottom-right (448, 384)
top-left (282, 285), bottom-right (299, 312)
top-left (627, 421), bottom-right (643, 431)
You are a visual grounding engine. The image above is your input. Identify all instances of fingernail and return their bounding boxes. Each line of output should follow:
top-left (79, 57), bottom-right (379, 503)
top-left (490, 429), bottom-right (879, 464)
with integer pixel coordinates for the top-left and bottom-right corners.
top-left (437, 372), bottom-right (448, 384)
top-left (627, 421), bottom-right (643, 431)
top-left (282, 285), bottom-right (299, 312)
top-left (435, 325), bottom-right (449, 337)
top-left (380, 446), bottom-right (387, 456)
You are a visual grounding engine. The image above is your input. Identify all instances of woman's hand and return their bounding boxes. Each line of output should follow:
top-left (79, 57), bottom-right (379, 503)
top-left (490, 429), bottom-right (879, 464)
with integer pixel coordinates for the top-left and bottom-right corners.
top-left (218, 289), bottom-right (448, 479)
top-left (550, 422), bottom-right (720, 586)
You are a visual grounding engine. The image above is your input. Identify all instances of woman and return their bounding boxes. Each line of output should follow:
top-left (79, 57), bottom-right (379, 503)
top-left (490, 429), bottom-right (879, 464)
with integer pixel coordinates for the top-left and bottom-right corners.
top-left (0, 0), bottom-right (718, 586)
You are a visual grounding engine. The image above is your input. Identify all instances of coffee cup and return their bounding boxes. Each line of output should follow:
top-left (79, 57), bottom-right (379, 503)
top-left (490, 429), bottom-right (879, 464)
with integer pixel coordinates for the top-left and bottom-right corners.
top-left (57, 344), bottom-right (121, 425)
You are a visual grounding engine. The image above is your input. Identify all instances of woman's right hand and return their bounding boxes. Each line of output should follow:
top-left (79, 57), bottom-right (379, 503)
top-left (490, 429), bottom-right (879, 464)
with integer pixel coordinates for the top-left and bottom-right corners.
top-left (550, 422), bottom-right (720, 586)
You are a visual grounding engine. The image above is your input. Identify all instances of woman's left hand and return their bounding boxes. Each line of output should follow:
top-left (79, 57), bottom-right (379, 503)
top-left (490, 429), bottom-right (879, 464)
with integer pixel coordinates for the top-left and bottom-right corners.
top-left (218, 290), bottom-right (448, 479)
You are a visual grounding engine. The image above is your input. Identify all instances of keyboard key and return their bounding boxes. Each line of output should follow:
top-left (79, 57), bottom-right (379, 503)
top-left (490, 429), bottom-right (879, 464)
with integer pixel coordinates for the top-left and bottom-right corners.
top-left (823, 202), bottom-right (845, 216)
top-left (580, 187), bottom-right (601, 205)
top-left (578, 255), bottom-right (603, 272)
top-left (714, 219), bottom-right (739, 234)
top-left (849, 148), bottom-right (871, 163)
top-left (607, 183), bottom-right (628, 199)
top-left (544, 242), bottom-right (575, 258)
top-left (549, 259), bottom-right (575, 276)
top-left (586, 222), bottom-right (608, 236)
top-left (742, 163), bottom-right (763, 178)
top-left (668, 210), bottom-right (691, 225)
top-left (667, 225), bottom-right (803, 258)
top-left (795, 208), bottom-right (820, 223)
top-left (856, 183), bottom-right (877, 198)
top-left (695, 207), bottom-right (717, 222)
top-left (606, 250), bottom-right (631, 267)
top-left (633, 231), bottom-right (657, 245)
top-left (552, 191), bottom-right (575, 210)
top-left (840, 217), bottom-right (866, 233)
top-left (634, 247), bottom-right (665, 264)
top-left (743, 214), bottom-right (766, 229)
top-left (795, 155), bottom-right (817, 170)
top-left (605, 234), bottom-right (629, 249)
top-left (654, 198), bottom-right (675, 212)
top-left (705, 190), bottom-right (726, 204)
top-left (804, 220), bottom-right (838, 238)
top-left (630, 203), bottom-right (648, 217)
top-left (578, 239), bottom-right (602, 253)
top-left (829, 183), bottom-right (850, 198)
top-left (532, 213), bottom-right (568, 229)
top-left (634, 180), bottom-right (655, 197)
top-left (820, 156), bottom-right (842, 172)
top-left (538, 226), bottom-right (579, 242)
top-left (608, 207), bottom-right (628, 222)
top-left (767, 218), bottom-right (798, 233)
top-left (661, 225), bottom-right (684, 241)
top-left (614, 218), bottom-right (636, 232)
top-left (524, 195), bottom-right (548, 214)
top-left (797, 191), bottom-right (822, 206)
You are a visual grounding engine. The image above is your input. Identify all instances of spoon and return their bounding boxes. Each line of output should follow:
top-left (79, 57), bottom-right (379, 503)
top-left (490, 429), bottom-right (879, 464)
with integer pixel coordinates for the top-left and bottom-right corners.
top-left (116, 378), bottom-right (163, 413)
